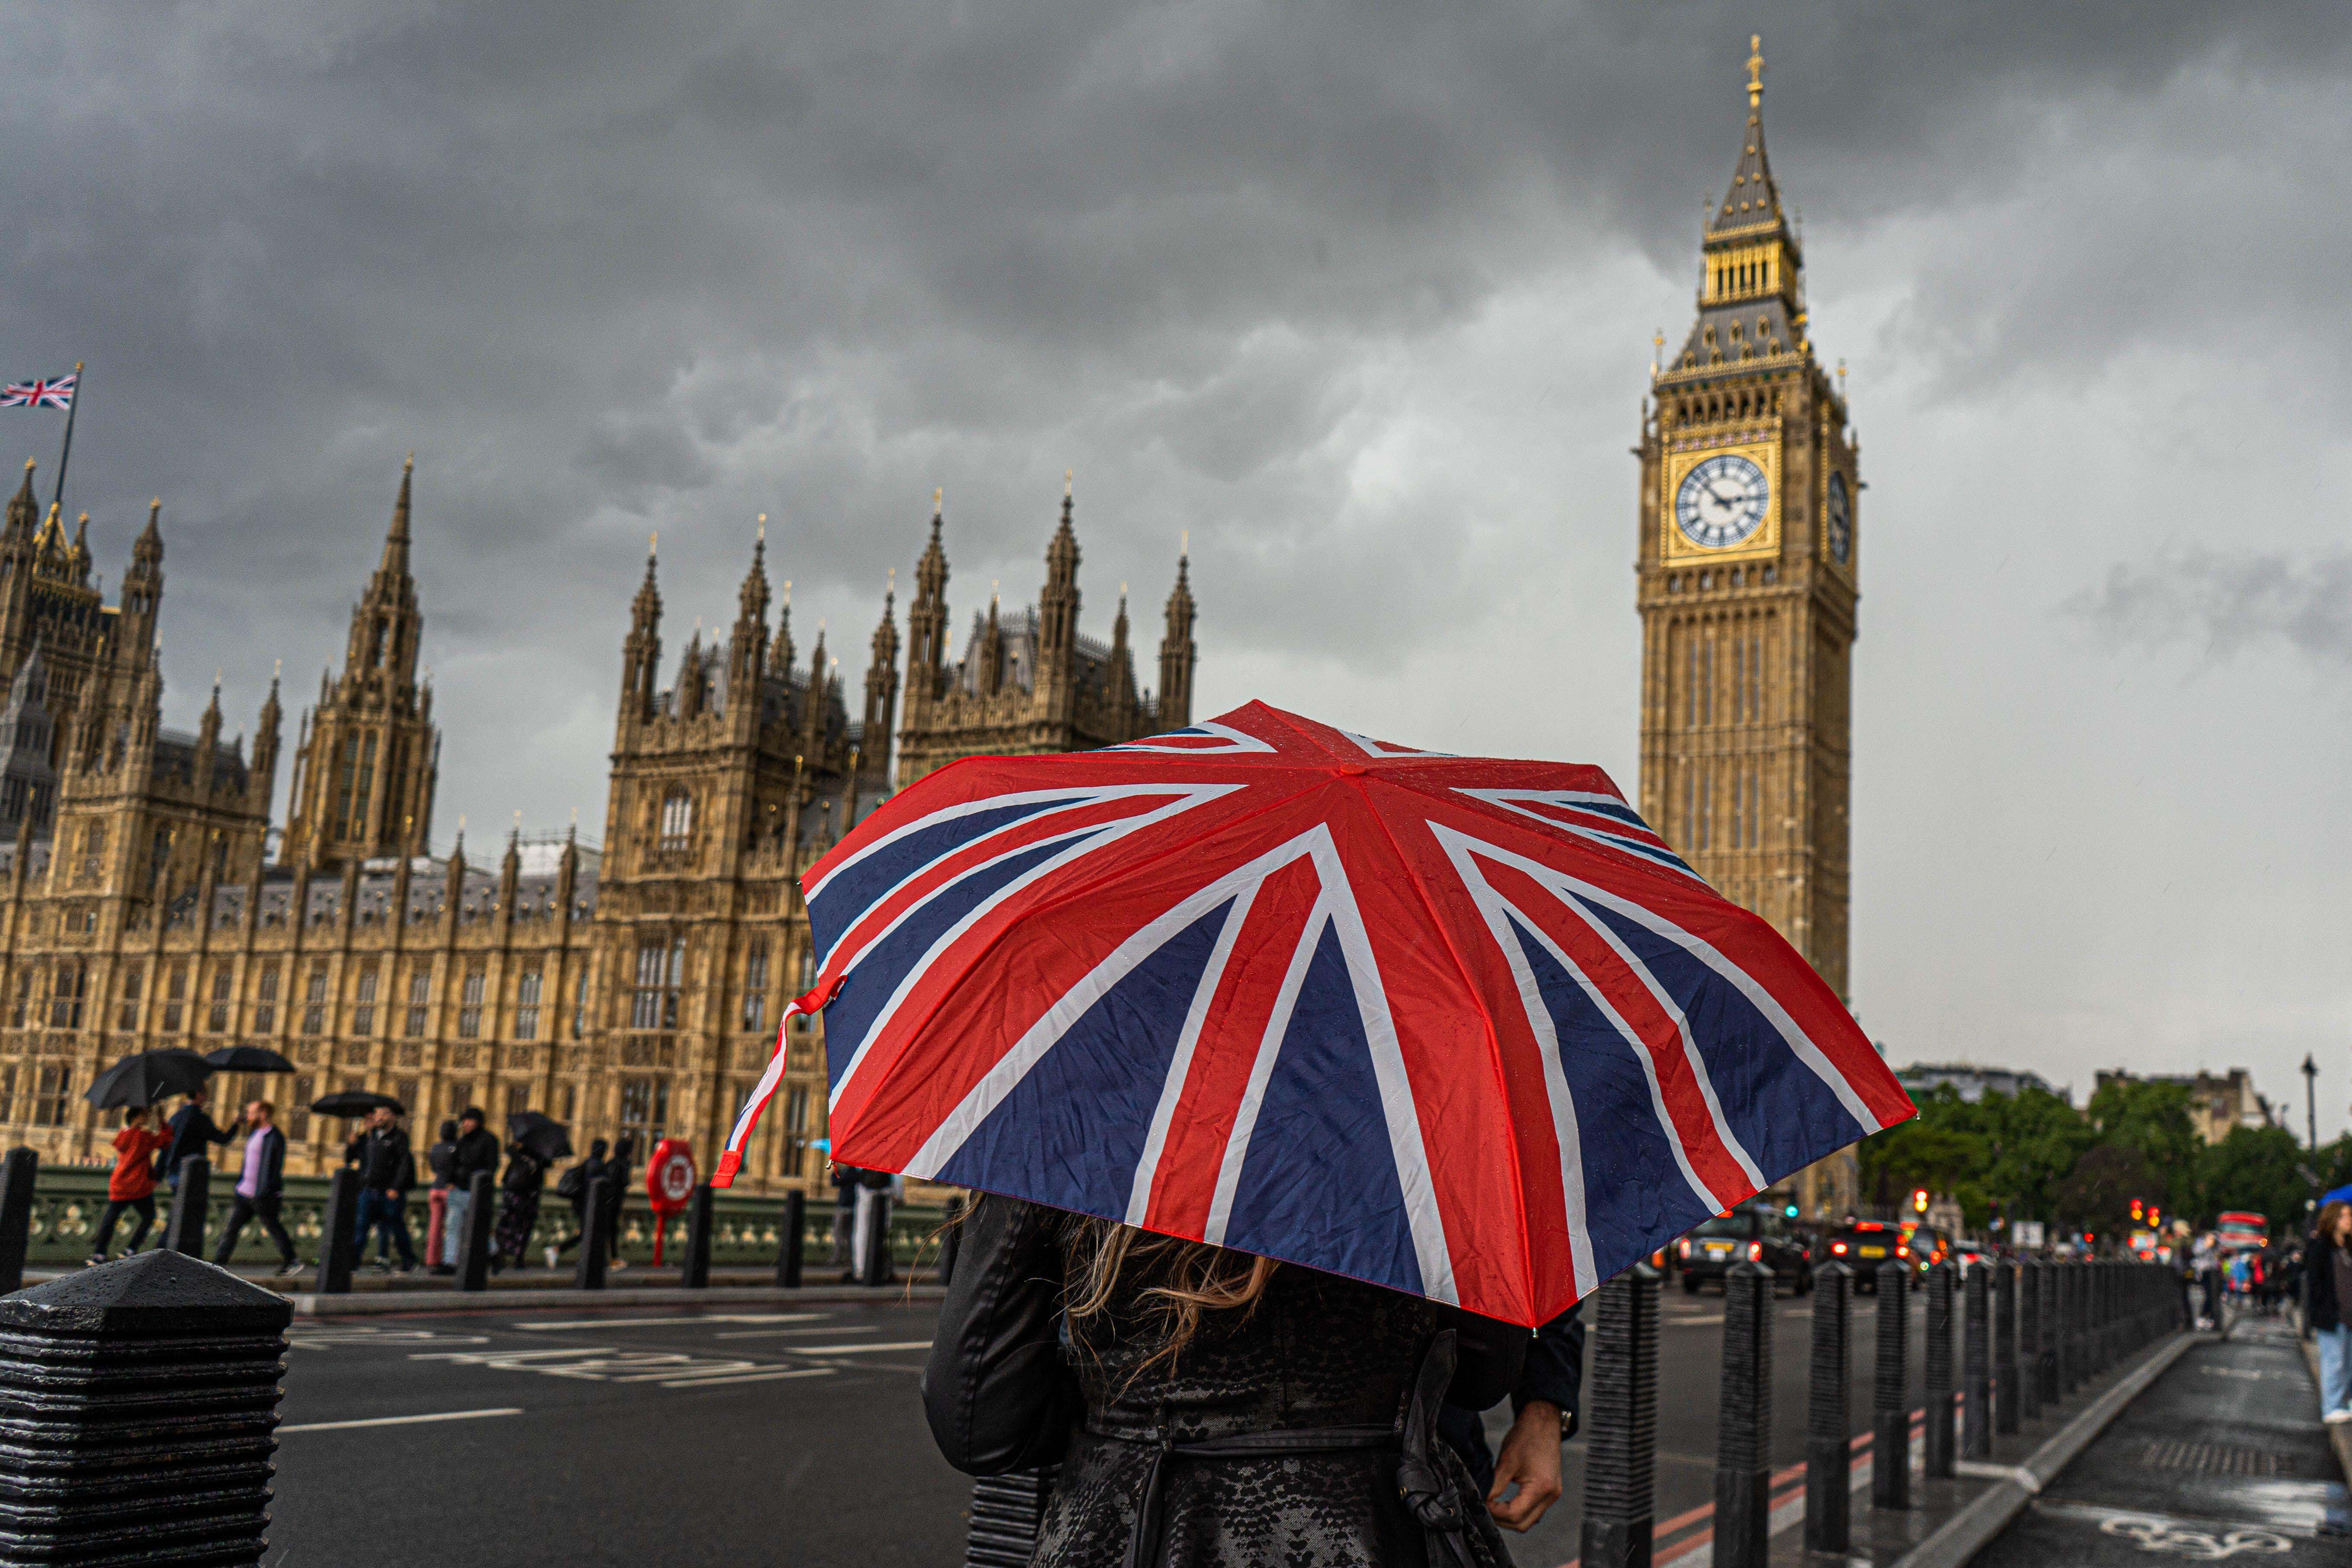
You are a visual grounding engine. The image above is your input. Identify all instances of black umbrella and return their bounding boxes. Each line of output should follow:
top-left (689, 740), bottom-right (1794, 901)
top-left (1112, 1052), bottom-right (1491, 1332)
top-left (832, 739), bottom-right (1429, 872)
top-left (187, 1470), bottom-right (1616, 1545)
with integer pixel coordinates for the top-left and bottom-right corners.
top-left (310, 1090), bottom-right (404, 1119)
top-left (507, 1110), bottom-right (573, 1162)
top-left (203, 1045), bottom-right (296, 1073)
top-left (85, 1050), bottom-right (213, 1110)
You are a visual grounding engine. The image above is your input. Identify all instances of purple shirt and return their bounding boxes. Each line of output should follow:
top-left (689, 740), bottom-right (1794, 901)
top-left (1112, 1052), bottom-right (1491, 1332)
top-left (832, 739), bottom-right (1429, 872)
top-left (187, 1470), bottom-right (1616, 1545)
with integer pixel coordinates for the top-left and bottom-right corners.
top-left (236, 1127), bottom-right (270, 1198)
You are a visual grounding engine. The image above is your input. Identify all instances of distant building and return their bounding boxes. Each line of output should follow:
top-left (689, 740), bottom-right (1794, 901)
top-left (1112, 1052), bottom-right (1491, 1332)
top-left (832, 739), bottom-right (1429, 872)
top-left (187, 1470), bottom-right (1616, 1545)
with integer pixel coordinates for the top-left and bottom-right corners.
top-left (1896, 1062), bottom-right (2069, 1106)
top-left (2094, 1068), bottom-right (2273, 1146)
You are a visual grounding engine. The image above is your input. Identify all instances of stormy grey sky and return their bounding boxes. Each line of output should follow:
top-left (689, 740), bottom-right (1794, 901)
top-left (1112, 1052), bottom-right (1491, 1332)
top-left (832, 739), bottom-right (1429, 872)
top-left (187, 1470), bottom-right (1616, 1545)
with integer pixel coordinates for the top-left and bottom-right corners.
top-left (3, 4), bottom-right (2346, 1132)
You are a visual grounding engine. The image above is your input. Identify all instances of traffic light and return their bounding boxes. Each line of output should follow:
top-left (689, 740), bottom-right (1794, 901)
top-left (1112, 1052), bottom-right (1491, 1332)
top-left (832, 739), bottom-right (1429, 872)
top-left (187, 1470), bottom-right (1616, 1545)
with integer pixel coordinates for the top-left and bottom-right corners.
top-left (2148, 1207), bottom-right (2161, 1228)
top-left (1912, 1189), bottom-right (1929, 1214)
top-left (2129, 1198), bottom-right (2143, 1222)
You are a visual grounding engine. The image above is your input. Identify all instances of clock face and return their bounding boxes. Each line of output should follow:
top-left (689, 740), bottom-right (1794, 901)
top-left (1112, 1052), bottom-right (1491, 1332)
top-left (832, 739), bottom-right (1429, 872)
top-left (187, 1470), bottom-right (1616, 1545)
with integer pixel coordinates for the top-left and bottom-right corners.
top-left (1674, 453), bottom-right (1771, 550)
top-left (1826, 472), bottom-right (1852, 566)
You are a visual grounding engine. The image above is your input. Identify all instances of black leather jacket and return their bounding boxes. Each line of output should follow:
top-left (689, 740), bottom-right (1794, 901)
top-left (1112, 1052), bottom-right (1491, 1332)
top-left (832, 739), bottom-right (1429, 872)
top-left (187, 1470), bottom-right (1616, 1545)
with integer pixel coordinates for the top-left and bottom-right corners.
top-left (923, 1196), bottom-right (1525, 1568)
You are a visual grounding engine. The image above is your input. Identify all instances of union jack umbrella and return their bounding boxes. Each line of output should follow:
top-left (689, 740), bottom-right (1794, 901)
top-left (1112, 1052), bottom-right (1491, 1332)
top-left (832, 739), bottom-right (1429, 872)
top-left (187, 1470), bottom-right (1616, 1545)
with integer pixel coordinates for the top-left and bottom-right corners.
top-left (0, 374), bottom-right (77, 409)
top-left (716, 702), bottom-right (1912, 1325)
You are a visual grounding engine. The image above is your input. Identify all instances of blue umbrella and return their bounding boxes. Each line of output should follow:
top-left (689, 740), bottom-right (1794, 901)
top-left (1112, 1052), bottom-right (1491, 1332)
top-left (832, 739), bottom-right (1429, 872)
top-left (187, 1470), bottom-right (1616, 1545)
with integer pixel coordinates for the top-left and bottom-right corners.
top-left (2322, 1184), bottom-right (2352, 1207)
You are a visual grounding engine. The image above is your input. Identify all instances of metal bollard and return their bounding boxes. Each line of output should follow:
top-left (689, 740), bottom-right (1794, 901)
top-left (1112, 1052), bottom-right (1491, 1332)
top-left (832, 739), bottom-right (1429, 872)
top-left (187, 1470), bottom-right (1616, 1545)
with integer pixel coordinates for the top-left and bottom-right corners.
top-left (861, 1191), bottom-right (895, 1287)
top-left (1924, 1262), bottom-right (1955, 1479)
top-left (1962, 1261), bottom-right (1991, 1459)
top-left (576, 1176), bottom-right (611, 1291)
top-left (963, 1467), bottom-right (1059, 1568)
top-left (775, 1189), bottom-right (805, 1288)
top-left (313, 1167), bottom-right (359, 1295)
top-left (1712, 1259), bottom-right (1773, 1568)
top-left (1872, 1260), bottom-right (1909, 1510)
top-left (458, 1171), bottom-right (494, 1292)
top-left (938, 1195), bottom-right (966, 1287)
top-left (0, 1147), bottom-right (36, 1293)
top-left (164, 1155), bottom-right (211, 1258)
top-left (1578, 1263), bottom-right (1659, 1568)
top-left (2018, 1258), bottom-right (2042, 1424)
top-left (2039, 1257), bottom-right (2060, 1404)
top-left (1994, 1259), bottom-right (2019, 1435)
top-left (682, 1183), bottom-right (714, 1290)
top-left (1805, 1260), bottom-right (1853, 1553)
top-left (0, 1249), bottom-right (291, 1562)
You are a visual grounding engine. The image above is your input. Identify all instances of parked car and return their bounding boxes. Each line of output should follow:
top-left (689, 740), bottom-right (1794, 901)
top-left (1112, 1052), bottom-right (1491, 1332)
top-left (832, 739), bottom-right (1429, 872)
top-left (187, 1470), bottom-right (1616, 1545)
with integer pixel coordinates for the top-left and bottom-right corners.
top-left (1953, 1240), bottom-right (1990, 1275)
top-left (1676, 1203), bottom-right (1813, 1295)
top-left (1824, 1220), bottom-right (1952, 1290)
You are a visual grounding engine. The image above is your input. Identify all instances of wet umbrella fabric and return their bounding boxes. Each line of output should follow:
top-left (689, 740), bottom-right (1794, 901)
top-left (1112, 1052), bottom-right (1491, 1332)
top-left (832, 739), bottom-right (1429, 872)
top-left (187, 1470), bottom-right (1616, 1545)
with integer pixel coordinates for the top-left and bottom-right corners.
top-left (507, 1111), bottom-right (573, 1162)
top-left (202, 1046), bottom-right (297, 1074)
top-left (311, 1090), bottom-right (404, 1119)
top-left (716, 701), bottom-right (1915, 1328)
top-left (85, 1050), bottom-right (214, 1110)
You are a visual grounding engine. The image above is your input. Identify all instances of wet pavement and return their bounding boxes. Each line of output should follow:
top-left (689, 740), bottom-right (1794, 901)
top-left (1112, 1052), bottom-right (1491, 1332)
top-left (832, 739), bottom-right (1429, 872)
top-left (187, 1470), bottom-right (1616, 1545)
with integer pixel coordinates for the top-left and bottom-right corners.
top-left (1974, 1316), bottom-right (2352, 1566)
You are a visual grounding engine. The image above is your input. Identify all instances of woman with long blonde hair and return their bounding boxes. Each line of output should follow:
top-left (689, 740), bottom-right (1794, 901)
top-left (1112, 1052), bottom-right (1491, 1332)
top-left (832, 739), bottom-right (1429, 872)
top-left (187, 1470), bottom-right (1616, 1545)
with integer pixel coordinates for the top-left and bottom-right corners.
top-left (924, 1195), bottom-right (1526, 1567)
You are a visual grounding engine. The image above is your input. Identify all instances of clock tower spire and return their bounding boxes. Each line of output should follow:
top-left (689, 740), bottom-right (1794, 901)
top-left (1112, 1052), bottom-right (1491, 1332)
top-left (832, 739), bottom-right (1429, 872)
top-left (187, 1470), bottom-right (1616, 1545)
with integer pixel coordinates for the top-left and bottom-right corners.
top-left (1635, 37), bottom-right (1861, 1217)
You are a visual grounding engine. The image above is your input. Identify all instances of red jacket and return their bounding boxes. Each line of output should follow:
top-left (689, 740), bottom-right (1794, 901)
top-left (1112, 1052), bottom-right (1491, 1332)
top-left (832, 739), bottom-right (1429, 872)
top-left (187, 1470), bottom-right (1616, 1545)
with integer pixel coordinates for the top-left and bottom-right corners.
top-left (108, 1126), bottom-right (167, 1202)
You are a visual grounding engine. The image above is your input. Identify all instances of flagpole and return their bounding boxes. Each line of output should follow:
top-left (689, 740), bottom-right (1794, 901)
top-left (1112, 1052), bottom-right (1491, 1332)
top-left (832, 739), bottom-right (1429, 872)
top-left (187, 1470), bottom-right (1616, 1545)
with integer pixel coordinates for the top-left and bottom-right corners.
top-left (48, 362), bottom-right (82, 516)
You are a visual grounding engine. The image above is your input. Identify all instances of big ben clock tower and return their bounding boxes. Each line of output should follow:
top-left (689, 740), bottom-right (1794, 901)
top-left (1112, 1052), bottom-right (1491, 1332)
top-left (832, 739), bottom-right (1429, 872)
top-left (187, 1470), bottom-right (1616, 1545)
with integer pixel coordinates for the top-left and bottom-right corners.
top-left (1636, 39), bottom-right (1862, 1215)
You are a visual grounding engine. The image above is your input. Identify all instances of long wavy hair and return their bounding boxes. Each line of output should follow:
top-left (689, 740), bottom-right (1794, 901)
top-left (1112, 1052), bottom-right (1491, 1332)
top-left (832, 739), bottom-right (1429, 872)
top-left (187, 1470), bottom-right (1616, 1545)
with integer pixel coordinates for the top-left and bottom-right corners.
top-left (1062, 1213), bottom-right (1280, 1375)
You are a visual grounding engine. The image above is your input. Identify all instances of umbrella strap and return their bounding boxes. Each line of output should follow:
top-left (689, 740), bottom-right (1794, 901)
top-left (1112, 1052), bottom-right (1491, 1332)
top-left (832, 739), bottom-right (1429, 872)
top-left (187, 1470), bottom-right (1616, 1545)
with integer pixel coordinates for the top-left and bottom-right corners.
top-left (713, 975), bottom-right (844, 1188)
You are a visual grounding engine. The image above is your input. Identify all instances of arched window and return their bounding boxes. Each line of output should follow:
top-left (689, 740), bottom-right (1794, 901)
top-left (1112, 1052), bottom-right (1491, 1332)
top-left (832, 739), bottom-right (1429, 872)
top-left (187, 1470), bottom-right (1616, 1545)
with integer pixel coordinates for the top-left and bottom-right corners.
top-left (659, 790), bottom-right (694, 851)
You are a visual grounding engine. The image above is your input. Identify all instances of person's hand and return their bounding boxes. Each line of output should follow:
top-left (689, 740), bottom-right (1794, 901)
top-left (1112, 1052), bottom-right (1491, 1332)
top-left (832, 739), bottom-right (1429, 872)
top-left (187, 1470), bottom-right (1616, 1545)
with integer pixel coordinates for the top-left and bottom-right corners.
top-left (1486, 1400), bottom-right (1564, 1532)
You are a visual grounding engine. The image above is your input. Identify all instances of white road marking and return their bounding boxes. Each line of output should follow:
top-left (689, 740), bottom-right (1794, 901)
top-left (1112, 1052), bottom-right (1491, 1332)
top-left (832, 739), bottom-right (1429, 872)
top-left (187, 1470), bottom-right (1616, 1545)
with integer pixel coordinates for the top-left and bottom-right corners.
top-left (281, 1408), bottom-right (522, 1434)
top-left (715, 1325), bottom-right (876, 1340)
top-left (659, 1367), bottom-right (839, 1389)
top-left (517, 1314), bottom-right (827, 1331)
top-left (784, 1341), bottom-right (933, 1355)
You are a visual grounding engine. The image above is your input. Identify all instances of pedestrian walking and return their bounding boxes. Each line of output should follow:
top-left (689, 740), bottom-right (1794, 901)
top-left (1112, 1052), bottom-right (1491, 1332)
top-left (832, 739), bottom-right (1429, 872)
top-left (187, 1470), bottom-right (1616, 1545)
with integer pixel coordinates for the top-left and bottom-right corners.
top-left (829, 1160), bottom-right (859, 1266)
top-left (847, 1165), bottom-right (896, 1283)
top-left (491, 1139), bottom-right (548, 1273)
top-left (212, 1100), bottom-right (301, 1275)
top-left (343, 1106), bottom-right (417, 1271)
top-left (440, 1108), bottom-right (498, 1273)
top-left (86, 1107), bottom-right (169, 1263)
top-left (927, 1197), bottom-right (1525, 1567)
top-left (553, 1138), bottom-right (608, 1259)
top-left (423, 1118), bottom-right (458, 1272)
top-left (1439, 1303), bottom-right (1584, 1532)
top-left (2307, 1200), bottom-right (2352, 1424)
top-left (160, 1085), bottom-right (235, 1189)
top-left (604, 1135), bottom-right (635, 1270)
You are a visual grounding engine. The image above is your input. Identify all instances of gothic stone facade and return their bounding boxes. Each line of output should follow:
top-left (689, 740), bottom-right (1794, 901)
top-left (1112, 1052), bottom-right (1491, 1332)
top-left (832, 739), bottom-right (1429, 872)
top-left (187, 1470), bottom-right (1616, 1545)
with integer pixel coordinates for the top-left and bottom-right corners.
top-left (1636, 44), bottom-right (1861, 1219)
top-left (0, 465), bottom-right (1197, 1195)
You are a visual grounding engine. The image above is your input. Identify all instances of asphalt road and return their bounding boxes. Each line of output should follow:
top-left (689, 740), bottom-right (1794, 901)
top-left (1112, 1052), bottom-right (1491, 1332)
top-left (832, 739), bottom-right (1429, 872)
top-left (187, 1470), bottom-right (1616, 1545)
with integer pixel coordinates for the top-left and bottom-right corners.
top-left (269, 1280), bottom-right (1934, 1568)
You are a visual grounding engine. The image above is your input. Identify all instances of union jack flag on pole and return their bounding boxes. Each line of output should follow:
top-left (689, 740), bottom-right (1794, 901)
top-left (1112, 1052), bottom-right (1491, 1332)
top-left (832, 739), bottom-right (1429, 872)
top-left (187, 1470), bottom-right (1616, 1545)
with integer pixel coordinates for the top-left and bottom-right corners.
top-left (0, 374), bottom-right (76, 410)
top-left (717, 701), bottom-right (1912, 1325)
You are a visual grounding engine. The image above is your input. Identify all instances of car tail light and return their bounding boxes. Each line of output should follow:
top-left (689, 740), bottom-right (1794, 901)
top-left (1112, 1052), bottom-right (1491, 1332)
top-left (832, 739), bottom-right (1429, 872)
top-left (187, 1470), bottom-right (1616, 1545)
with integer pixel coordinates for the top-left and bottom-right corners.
top-left (1831, 1241), bottom-right (1848, 1255)
top-left (1677, 1240), bottom-right (1690, 1259)
top-left (1898, 1245), bottom-right (1910, 1258)
top-left (1747, 1241), bottom-right (1762, 1261)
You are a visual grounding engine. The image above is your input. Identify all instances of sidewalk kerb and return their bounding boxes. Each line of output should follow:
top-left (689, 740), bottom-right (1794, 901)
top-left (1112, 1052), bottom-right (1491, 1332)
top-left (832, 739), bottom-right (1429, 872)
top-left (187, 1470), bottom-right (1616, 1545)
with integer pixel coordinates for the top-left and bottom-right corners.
top-left (1888, 1330), bottom-right (2202, 1568)
top-left (284, 1284), bottom-right (947, 1317)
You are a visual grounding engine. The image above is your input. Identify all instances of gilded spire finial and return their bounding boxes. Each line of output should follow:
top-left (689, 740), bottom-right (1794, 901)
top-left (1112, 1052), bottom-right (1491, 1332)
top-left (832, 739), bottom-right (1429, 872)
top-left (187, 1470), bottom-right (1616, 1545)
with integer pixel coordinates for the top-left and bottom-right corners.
top-left (403, 451), bottom-right (414, 471)
top-left (757, 512), bottom-right (766, 541)
top-left (782, 579), bottom-right (791, 606)
top-left (1746, 34), bottom-right (1764, 110)
top-left (649, 530), bottom-right (658, 556)
top-left (933, 486), bottom-right (943, 511)
top-left (1179, 528), bottom-right (1189, 558)
top-left (1063, 469), bottom-right (1074, 499)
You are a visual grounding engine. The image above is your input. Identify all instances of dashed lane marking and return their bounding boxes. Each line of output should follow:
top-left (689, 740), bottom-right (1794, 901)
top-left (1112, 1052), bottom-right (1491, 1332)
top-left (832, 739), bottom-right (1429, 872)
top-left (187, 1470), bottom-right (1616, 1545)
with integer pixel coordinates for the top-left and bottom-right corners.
top-left (516, 1314), bottom-right (830, 1331)
top-left (714, 1325), bottom-right (877, 1340)
top-left (282, 1408), bottom-right (523, 1434)
top-left (783, 1341), bottom-right (934, 1356)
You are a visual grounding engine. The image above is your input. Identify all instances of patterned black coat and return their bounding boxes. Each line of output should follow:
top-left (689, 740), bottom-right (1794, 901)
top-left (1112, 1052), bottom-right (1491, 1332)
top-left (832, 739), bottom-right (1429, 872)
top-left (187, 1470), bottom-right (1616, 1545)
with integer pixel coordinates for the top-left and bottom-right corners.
top-left (924, 1197), bottom-right (1525, 1568)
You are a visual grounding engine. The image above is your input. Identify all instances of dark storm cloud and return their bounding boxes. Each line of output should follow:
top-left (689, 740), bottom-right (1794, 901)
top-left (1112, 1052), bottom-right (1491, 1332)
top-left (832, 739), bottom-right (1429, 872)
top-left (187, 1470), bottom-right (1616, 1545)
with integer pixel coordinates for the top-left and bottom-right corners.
top-left (0, 0), bottom-right (2346, 834)
top-left (2068, 549), bottom-right (2352, 668)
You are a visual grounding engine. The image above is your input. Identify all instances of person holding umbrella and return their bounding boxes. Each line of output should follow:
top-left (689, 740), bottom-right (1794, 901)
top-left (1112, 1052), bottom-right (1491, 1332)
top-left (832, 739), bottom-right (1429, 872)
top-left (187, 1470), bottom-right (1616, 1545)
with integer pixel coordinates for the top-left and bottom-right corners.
top-left (86, 1107), bottom-right (169, 1264)
top-left (490, 1117), bottom-right (566, 1274)
top-left (213, 1100), bottom-right (301, 1276)
top-left (159, 1084), bottom-right (236, 1191)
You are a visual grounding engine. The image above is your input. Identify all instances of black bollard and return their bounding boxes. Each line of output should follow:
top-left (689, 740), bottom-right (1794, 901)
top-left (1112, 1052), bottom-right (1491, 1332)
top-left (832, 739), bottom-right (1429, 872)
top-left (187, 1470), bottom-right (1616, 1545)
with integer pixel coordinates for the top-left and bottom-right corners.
top-left (2065, 1260), bottom-right (2085, 1393)
top-left (775, 1189), bottom-right (805, 1288)
top-left (0, 1146), bottom-right (36, 1293)
top-left (1805, 1260), bottom-right (1853, 1554)
top-left (1923, 1262), bottom-right (1955, 1479)
top-left (2038, 1257), bottom-right (2060, 1404)
top-left (1962, 1261), bottom-right (1991, 1459)
top-left (963, 1467), bottom-right (1059, 1568)
top-left (1872, 1260), bottom-right (1909, 1510)
top-left (2018, 1259), bottom-right (2042, 1424)
top-left (163, 1155), bottom-right (211, 1258)
top-left (576, 1176), bottom-right (611, 1291)
top-left (458, 1171), bottom-right (494, 1292)
top-left (1994, 1259), bottom-right (2019, 1435)
top-left (682, 1183), bottom-right (714, 1290)
top-left (861, 1190), bottom-right (895, 1287)
top-left (1712, 1259), bottom-right (1773, 1568)
top-left (1578, 1263), bottom-right (1659, 1568)
top-left (0, 1249), bottom-right (291, 1562)
top-left (938, 1195), bottom-right (966, 1287)
top-left (314, 1167), bottom-right (359, 1295)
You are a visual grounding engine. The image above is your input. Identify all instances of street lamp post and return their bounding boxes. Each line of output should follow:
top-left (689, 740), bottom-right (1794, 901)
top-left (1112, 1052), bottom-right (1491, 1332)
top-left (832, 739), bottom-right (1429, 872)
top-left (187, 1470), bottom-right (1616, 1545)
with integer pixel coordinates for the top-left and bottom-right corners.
top-left (2304, 1054), bottom-right (2319, 1153)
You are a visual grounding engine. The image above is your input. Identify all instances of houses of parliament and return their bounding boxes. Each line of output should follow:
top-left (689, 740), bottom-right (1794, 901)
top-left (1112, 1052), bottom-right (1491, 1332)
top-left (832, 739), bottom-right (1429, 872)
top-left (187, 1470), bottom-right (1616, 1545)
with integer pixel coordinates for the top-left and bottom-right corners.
top-left (0, 459), bottom-right (1197, 1191)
